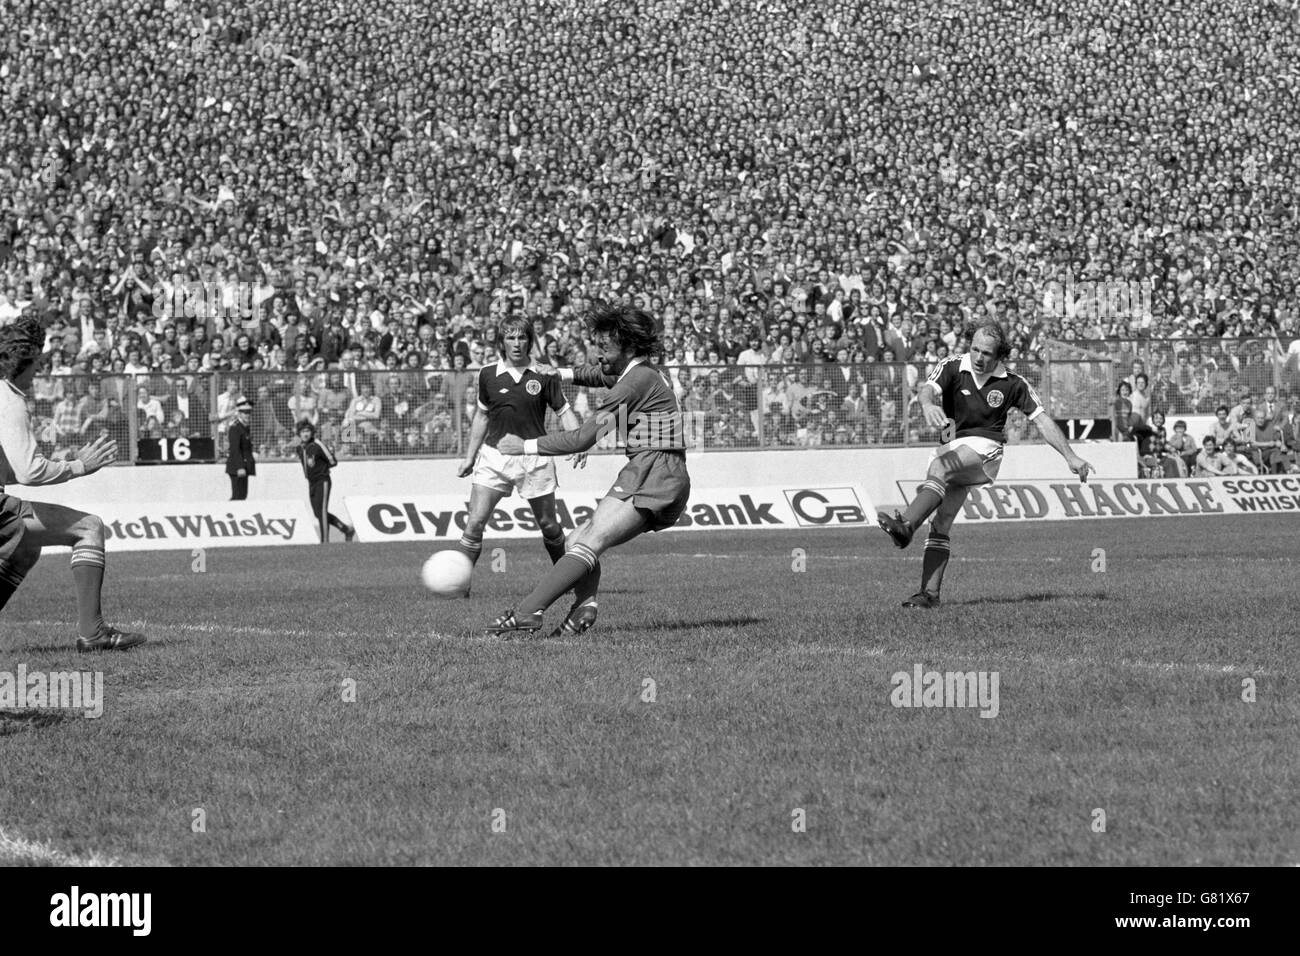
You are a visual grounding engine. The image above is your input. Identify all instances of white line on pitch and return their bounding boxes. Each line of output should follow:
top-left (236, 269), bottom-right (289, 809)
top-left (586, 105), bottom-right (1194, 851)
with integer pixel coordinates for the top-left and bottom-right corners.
top-left (7, 619), bottom-right (319, 641)
top-left (782, 643), bottom-right (1272, 676)
top-left (428, 634), bottom-right (1276, 677)
top-left (685, 553), bottom-right (1294, 563)
top-left (686, 553), bottom-right (1064, 562)
top-left (5, 620), bottom-right (1276, 677)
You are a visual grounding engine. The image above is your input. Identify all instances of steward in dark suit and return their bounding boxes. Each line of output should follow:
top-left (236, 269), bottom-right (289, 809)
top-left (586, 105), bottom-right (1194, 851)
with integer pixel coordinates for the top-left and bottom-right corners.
top-left (226, 396), bottom-right (255, 500)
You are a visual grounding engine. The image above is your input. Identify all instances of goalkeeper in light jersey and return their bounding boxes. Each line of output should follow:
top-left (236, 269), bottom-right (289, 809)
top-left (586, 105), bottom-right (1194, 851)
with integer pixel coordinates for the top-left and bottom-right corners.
top-left (0, 317), bottom-right (145, 651)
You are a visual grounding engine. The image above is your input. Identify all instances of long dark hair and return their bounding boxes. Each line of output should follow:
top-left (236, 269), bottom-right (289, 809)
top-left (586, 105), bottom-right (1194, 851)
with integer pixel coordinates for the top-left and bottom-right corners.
top-left (0, 317), bottom-right (46, 381)
top-left (585, 302), bottom-right (662, 361)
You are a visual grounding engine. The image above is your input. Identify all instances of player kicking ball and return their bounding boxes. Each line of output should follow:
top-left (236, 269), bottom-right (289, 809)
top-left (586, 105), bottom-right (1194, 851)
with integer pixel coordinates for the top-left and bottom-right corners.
top-left (452, 315), bottom-right (586, 598)
top-left (877, 322), bottom-right (1092, 608)
top-left (484, 303), bottom-right (690, 638)
top-left (0, 317), bottom-right (145, 651)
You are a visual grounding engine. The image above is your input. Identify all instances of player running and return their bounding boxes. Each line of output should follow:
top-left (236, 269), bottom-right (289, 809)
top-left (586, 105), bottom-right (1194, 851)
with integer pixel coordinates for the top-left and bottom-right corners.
top-left (452, 316), bottom-right (586, 592)
top-left (295, 421), bottom-right (356, 543)
top-left (485, 303), bottom-right (690, 638)
top-left (877, 322), bottom-right (1093, 608)
top-left (0, 317), bottom-right (145, 651)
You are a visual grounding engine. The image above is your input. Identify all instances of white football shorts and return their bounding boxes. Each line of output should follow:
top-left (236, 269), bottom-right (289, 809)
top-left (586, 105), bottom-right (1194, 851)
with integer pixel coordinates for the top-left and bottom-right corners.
top-left (927, 435), bottom-right (1005, 487)
top-left (472, 443), bottom-right (558, 499)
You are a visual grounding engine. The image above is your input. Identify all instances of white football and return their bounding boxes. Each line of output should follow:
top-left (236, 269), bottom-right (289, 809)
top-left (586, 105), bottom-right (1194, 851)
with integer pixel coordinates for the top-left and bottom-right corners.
top-left (421, 549), bottom-right (473, 598)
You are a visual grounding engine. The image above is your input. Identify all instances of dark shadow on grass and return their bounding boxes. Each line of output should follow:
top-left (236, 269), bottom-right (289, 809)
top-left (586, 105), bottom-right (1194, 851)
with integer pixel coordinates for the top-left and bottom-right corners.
top-left (626, 616), bottom-right (768, 632)
top-left (955, 591), bottom-right (1109, 606)
top-left (7, 641), bottom-right (163, 653)
top-left (0, 710), bottom-right (73, 734)
top-left (4, 642), bottom-right (80, 654)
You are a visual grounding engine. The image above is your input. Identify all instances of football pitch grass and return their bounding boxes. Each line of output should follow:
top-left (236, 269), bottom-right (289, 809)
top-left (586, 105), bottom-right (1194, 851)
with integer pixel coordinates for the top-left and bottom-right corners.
top-left (0, 518), bottom-right (1295, 866)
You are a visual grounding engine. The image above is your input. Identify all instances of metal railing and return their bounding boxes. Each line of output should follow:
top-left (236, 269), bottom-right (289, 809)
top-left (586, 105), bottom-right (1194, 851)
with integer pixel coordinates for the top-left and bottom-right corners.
top-left (27, 373), bottom-right (137, 465)
top-left (27, 360), bottom-right (1133, 464)
top-left (1045, 337), bottom-right (1300, 416)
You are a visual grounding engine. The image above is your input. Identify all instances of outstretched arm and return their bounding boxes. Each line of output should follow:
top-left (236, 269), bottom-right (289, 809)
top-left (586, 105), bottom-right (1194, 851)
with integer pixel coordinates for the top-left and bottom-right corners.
top-left (509, 372), bottom-right (638, 456)
top-left (533, 409), bottom-right (610, 456)
top-left (541, 364), bottom-right (619, 389)
top-left (0, 390), bottom-right (115, 484)
top-left (1032, 413), bottom-right (1092, 482)
top-left (496, 409), bottom-right (613, 457)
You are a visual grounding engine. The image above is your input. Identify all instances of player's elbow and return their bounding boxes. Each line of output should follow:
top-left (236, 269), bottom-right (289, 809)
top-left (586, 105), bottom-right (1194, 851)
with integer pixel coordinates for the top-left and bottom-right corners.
top-left (10, 465), bottom-right (37, 485)
top-left (11, 458), bottom-right (53, 485)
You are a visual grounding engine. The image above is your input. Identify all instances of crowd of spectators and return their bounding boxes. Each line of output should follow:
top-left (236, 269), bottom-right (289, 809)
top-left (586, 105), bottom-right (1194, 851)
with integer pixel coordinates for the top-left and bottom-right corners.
top-left (27, 360), bottom-right (965, 463)
top-left (5, 0), bottom-right (1300, 463)
top-left (1116, 368), bottom-right (1300, 477)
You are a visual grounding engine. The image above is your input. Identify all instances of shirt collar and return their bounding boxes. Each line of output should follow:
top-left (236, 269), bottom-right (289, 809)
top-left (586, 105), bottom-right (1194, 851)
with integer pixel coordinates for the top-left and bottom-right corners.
top-left (496, 360), bottom-right (527, 383)
top-left (960, 353), bottom-right (1007, 382)
top-left (617, 356), bottom-right (645, 382)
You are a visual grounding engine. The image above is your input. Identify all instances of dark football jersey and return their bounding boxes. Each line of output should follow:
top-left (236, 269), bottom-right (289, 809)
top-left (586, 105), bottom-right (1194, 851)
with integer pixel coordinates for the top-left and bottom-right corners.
top-left (478, 362), bottom-right (568, 446)
top-left (540, 360), bottom-right (686, 458)
top-left (297, 439), bottom-right (337, 484)
top-left (926, 355), bottom-right (1044, 442)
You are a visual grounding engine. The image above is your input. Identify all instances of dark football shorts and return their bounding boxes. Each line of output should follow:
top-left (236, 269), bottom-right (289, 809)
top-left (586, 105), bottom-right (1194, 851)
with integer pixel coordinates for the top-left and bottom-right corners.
top-left (604, 450), bottom-right (691, 532)
top-left (0, 493), bottom-right (31, 585)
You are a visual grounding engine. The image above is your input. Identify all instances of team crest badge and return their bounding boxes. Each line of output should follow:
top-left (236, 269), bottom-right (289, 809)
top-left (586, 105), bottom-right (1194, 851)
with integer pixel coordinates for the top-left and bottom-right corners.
top-left (986, 390), bottom-right (1005, 408)
top-left (525, 380), bottom-right (542, 395)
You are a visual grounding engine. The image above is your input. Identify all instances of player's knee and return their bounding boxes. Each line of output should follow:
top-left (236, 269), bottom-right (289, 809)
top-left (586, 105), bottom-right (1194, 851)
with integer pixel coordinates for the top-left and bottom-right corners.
top-left (78, 513), bottom-right (106, 548)
top-left (536, 516), bottom-right (562, 540)
top-left (576, 525), bottom-right (614, 555)
top-left (925, 457), bottom-right (952, 483)
top-left (566, 524), bottom-right (594, 552)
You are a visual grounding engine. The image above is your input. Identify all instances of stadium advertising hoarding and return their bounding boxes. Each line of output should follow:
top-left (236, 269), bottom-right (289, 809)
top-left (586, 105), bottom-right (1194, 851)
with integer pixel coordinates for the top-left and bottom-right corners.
top-left (345, 486), bottom-right (876, 542)
top-left (896, 476), bottom-right (1300, 522)
top-left (77, 500), bottom-right (320, 551)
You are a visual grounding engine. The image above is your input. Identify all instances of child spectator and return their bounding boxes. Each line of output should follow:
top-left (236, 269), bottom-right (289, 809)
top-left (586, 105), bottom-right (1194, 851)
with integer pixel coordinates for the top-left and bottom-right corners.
top-left (1167, 420), bottom-right (1200, 475)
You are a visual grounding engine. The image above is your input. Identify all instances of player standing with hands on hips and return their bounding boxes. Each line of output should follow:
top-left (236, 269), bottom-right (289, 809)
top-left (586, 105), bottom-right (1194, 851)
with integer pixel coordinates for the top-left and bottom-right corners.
top-left (877, 322), bottom-right (1093, 607)
top-left (296, 421), bottom-right (355, 543)
top-left (226, 396), bottom-right (255, 500)
top-left (450, 315), bottom-right (586, 594)
top-left (0, 317), bottom-right (145, 651)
